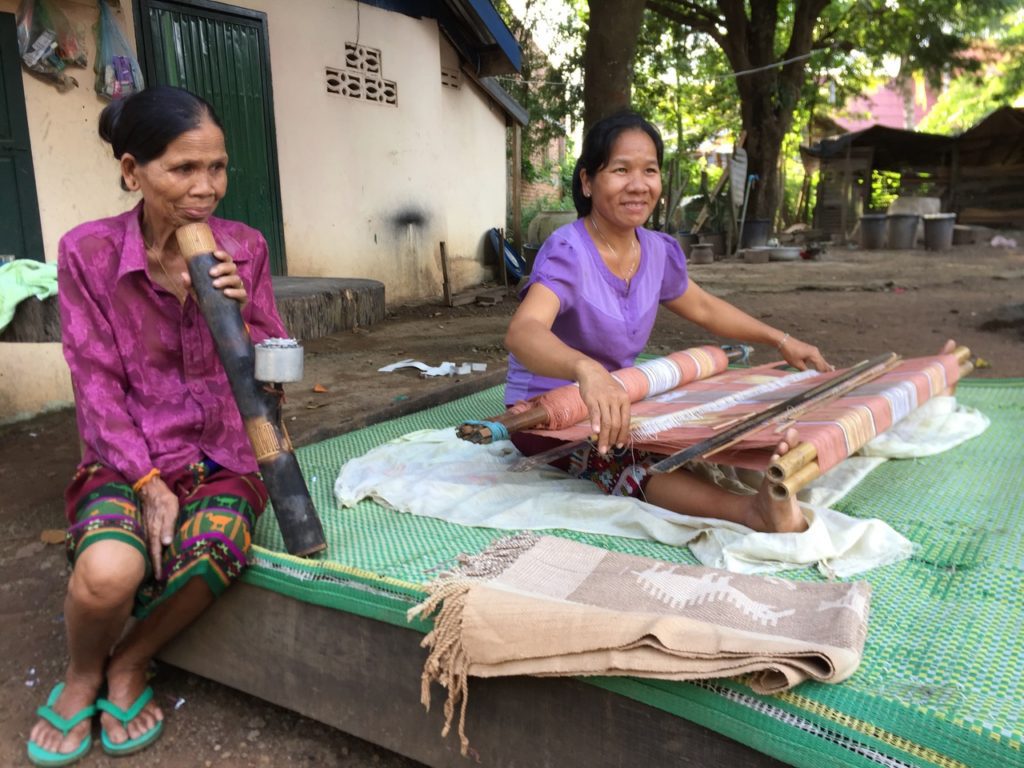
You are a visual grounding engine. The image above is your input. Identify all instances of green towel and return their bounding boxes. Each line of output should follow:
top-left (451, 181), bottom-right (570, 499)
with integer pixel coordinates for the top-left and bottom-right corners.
top-left (0, 259), bottom-right (58, 332)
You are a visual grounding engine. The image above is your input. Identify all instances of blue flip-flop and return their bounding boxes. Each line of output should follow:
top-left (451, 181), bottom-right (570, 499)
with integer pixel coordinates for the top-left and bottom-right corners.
top-left (26, 682), bottom-right (97, 767)
top-left (96, 685), bottom-right (164, 756)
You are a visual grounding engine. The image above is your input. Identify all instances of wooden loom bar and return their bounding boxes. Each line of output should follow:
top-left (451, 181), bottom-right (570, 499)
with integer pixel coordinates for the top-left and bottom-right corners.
top-left (769, 460), bottom-right (822, 501)
top-left (648, 353), bottom-right (901, 476)
top-left (457, 346), bottom-right (750, 444)
top-left (768, 347), bottom-right (974, 499)
top-left (767, 441), bottom-right (818, 483)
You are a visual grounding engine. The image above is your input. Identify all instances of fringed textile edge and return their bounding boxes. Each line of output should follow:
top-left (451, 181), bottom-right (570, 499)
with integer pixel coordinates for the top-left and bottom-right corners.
top-left (406, 531), bottom-right (542, 755)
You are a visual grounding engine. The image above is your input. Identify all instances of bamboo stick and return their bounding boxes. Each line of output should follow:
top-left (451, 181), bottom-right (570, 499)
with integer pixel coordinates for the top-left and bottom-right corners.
top-left (769, 460), bottom-right (821, 501)
top-left (767, 441), bottom-right (818, 483)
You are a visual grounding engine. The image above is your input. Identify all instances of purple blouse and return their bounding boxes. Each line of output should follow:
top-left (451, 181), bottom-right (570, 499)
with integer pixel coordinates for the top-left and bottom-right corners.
top-left (506, 218), bottom-right (689, 403)
top-left (58, 203), bottom-right (288, 482)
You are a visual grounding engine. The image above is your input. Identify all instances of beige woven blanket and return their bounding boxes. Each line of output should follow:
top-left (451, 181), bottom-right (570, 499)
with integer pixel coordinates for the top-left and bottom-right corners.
top-left (410, 533), bottom-right (871, 754)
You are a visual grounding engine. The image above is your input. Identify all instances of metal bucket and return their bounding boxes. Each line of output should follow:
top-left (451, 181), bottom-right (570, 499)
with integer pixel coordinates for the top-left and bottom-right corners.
top-left (923, 213), bottom-right (957, 251)
top-left (859, 214), bottom-right (887, 250)
top-left (887, 214), bottom-right (920, 249)
top-left (740, 218), bottom-right (771, 248)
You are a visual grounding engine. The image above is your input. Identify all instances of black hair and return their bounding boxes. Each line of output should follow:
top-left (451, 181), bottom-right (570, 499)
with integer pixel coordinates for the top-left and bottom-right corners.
top-left (98, 86), bottom-right (224, 188)
top-left (571, 111), bottom-right (664, 217)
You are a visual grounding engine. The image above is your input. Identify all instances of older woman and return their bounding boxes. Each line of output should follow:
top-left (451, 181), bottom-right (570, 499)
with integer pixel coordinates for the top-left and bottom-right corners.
top-left (27, 86), bottom-right (287, 766)
top-left (505, 111), bottom-right (832, 535)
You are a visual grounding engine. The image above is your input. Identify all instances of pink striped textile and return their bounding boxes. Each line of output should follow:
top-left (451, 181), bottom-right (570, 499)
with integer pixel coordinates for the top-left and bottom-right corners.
top-left (527, 354), bottom-right (961, 473)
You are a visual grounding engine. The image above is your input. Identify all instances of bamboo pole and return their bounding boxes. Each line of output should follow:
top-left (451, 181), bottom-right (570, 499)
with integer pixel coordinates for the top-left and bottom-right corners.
top-left (769, 460), bottom-right (821, 501)
top-left (767, 441), bottom-right (818, 483)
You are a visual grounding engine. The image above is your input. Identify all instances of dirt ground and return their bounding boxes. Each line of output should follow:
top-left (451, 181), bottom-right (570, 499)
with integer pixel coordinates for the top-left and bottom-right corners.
top-left (1, 239), bottom-right (1022, 767)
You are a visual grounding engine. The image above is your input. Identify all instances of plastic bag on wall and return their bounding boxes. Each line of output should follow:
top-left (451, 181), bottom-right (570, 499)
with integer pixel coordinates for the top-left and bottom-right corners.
top-left (15, 0), bottom-right (88, 92)
top-left (94, 2), bottom-right (144, 100)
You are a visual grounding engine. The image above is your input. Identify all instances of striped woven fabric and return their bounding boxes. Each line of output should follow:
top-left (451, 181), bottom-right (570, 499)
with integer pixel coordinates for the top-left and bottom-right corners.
top-left (528, 353), bottom-right (961, 474)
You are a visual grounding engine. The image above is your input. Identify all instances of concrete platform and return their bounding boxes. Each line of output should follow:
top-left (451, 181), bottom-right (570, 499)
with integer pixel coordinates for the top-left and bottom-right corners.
top-left (271, 277), bottom-right (385, 341)
top-left (0, 276), bottom-right (386, 343)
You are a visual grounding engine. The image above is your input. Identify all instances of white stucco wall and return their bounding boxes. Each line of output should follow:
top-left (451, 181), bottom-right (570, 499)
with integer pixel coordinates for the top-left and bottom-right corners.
top-left (2, 0), bottom-right (137, 262)
top-left (4, 0), bottom-right (510, 297)
top-left (0, 0), bottom-right (512, 420)
top-left (246, 0), bottom-right (509, 300)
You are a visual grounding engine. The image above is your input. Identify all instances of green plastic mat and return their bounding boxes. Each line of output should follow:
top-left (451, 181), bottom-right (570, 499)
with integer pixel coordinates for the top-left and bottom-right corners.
top-left (248, 379), bottom-right (1023, 768)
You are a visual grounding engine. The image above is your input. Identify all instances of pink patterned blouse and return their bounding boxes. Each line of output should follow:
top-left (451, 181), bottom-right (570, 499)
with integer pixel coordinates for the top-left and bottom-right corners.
top-left (58, 203), bottom-right (288, 484)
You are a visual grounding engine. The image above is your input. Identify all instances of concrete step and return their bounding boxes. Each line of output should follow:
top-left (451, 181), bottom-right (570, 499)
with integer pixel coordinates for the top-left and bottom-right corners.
top-left (0, 276), bottom-right (386, 343)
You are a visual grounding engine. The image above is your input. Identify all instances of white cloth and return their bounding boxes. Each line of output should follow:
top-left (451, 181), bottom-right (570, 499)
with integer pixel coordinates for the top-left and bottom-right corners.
top-left (334, 396), bottom-right (988, 578)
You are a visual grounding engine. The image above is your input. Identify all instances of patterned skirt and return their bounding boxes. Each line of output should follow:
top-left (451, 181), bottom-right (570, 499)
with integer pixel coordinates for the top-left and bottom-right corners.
top-left (510, 432), bottom-right (657, 499)
top-left (64, 460), bottom-right (268, 618)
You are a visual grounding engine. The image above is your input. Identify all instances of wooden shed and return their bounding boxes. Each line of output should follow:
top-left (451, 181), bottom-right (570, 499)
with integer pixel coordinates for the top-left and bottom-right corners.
top-left (949, 106), bottom-right (1024, 227)
top-left (803, 106), bottom-right (1024, 236)
top-left (802, 126), bottom-right (953, 237)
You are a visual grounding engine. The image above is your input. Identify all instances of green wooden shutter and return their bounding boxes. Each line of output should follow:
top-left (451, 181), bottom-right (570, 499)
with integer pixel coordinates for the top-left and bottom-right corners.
top-left (0, 12), bottom-right (44, 262)
top-left (140, 1), bottom-right (286, 274)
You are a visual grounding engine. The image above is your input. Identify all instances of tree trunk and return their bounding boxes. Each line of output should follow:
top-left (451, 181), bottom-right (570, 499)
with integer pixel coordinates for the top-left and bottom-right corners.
top-left (582, 0), bottom-right (648, 135)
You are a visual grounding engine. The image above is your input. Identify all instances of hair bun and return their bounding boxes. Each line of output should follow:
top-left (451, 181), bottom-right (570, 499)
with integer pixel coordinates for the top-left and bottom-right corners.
top-left (98, 98), bottom-right (128, 157)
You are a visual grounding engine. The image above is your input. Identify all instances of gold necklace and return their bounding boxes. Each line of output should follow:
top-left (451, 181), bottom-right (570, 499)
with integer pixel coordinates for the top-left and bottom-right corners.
top-left (590, 216), bottom-right (639, 282)
top-left (148, 245), bottom-right (187, 302)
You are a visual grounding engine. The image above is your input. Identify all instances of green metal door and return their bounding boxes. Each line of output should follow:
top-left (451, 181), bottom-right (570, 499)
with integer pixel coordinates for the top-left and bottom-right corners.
top-left (0, 12), bottom-right (44, 262)
top-left (135, 0), bottom-right (286, 273)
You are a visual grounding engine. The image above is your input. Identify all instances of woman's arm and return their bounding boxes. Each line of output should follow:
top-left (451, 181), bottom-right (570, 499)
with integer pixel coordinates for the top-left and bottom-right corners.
top-left (663, 279), bottom-right (832, 371)
top-left (505, 283), bottom-right (631, 453)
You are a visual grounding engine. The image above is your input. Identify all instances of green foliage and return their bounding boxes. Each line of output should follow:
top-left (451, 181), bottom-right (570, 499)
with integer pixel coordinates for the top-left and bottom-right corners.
top-left (870, 170), bottom-right (902, 212)
top-left (493, 0), bottom-right (583, 186)
top-left (918, 10), bottom-right (1024, 134)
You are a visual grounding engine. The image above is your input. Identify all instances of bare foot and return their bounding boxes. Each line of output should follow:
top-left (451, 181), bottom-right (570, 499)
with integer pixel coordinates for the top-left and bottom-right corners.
top-left (28, 671), bottom-right (103, 758)
top-left (101, 656), bottom-right (163, 746)
top-left (748, 428), bottom-right (808, 533)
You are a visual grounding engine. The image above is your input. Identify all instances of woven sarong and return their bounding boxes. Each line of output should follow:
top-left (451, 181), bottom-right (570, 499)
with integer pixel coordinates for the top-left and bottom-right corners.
top-left (411, 533), bottom-right (870, 754)
top-left (65, 461), bottom-right (266, 618)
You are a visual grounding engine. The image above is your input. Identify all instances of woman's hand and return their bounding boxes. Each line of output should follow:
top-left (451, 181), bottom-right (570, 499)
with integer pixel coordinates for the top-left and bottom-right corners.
top-left (181, 250), bottom-right (248, 307)
top-left (136, 478), bottom-right (179, 580)
top-left (779, 335), bottom-right (833, 372)
top-left (576, 360), bottom-right (632, 455)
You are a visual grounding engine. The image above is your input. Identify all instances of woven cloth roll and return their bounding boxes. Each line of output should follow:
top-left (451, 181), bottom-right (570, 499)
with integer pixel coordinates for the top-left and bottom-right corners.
top-left (411, 533), bottom-right (870, 755)
top-left (529, 353), bottom-right (961, 474)
top-left (510, 345), bottom-right (729, 431)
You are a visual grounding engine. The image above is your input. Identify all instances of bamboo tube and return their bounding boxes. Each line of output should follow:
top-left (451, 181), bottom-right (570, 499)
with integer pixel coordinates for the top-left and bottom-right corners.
top-left (767, 441), bottom-right (818, 483)
top-left (959, 361), bottom-right (974, 378)
top-left (769, 460), bottom-right (821, 501)
top-left (952, 345), bottom-right (971, 365)
top-left (176, 223), bottom-right (327, 557)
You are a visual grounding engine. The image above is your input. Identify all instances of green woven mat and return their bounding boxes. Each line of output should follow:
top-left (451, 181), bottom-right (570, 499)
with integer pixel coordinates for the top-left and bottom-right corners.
top-left (249, 380), bottom-right (1023, 768)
